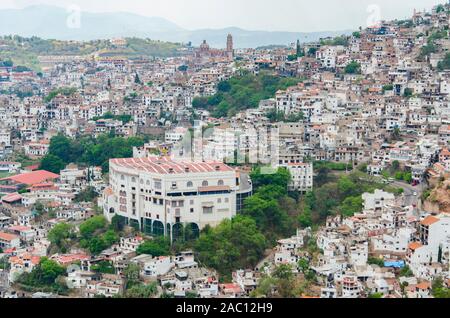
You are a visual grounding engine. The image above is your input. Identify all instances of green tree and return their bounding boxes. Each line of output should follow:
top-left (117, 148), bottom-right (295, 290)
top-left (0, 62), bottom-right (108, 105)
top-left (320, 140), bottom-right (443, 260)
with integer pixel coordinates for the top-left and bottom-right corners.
top-left (48, 223), bottom-right (75, 252)
top-left (110, 215), bottom-right (125, 232)
top-left (74, 186), bottom-right (98, 203)
top-left (136, 237), bottom-right (171, 257)
top-left (123, 263), bottom-right (141, 289)
top-left (382, 84), bottom-right (393, 93)
top-left (125, 282), bottom-right (158, 298)
top-left (191, 72), bottom-right (301, 117)
top-left (298, 204), bottom-right (313, 228)
top-left (404, 88), bottom-right (413, 97)
top-left (91, 260), bottom-right (115, 274)
top-left (272, 264), bottom-right (296, 298)
top-left (339, 196), bottom-right (363, 217)
top-left (437, 53), bottom-right (450, 70)
top-left (345, 61), bottom-right (361, 74)
top-left (315, 166), bottom-right (331, 187)
top-left (308, 47), bottom-right (318, 56)
top-left (102, 229), bottom-right (119, 246)
top-left (217, 80), bottom-right (231, 92)
top-left (79, 215), bottom-right (108, 239)
top-left (250, 167), bottom-right (291, 190)
top-left (195, 215), bottom-right (266, 278)
top-left (178, 65), bottom-right (188, 72)
top-left (368, 257), bottom-right (384, 267)
top-left (18, 257), bottom-right (66, 288)
top-left (298, 258), bottom-right (310, 273)
top-left (432, 277), bottom-right (450, 298)
top-left (399, 265), bottom-right (414, 277)
top-left (436, 4), bottom-right (445, 13)
top-left (39, 154), bottom-right (65, 173)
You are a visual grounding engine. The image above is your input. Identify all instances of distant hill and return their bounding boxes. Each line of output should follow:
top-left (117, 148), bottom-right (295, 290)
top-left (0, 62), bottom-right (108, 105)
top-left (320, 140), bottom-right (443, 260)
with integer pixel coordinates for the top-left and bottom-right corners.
top-left (0, 37), bottom-right (184, 71)
top-left (0, 5), bottom-right (351, 48)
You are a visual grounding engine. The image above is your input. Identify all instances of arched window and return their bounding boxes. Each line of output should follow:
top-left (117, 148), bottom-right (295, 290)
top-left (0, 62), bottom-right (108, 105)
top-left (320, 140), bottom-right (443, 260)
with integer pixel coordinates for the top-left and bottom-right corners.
top-left (187, 181), bottom-right (193, 188)
top-left (131, 177), bottom-right (136, 183)
top-left (202, 180), bottom-right (209, 187)
top-left (121, 175), bottom-right (125, 181)
top-left (218, 180), bottom-right (224, 186)
top-left (146, 180), bottom-right (151, 186)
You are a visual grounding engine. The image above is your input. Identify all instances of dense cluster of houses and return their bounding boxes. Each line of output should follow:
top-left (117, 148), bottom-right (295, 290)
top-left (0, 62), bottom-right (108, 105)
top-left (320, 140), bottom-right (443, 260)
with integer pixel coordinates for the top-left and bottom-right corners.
top-left (0, 3), bottom-right (450, 298)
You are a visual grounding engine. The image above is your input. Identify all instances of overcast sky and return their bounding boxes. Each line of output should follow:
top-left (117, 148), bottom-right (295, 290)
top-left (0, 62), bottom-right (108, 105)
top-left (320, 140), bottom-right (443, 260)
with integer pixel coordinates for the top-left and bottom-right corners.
top-left (2, 0), bottom-right (445, 32)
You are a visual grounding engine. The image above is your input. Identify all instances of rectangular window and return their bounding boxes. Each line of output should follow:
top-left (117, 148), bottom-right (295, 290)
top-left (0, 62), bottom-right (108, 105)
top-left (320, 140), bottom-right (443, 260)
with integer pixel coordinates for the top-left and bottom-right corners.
top-left (203, 207), bottom-right (213, 214)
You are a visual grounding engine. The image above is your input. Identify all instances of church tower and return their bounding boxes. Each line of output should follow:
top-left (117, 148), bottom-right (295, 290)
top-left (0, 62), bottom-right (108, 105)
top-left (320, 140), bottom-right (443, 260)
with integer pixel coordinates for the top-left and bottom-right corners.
top-left (296, 39), bottom-right (301, 57)
top-left (226, 34), bottom-right (234, 60)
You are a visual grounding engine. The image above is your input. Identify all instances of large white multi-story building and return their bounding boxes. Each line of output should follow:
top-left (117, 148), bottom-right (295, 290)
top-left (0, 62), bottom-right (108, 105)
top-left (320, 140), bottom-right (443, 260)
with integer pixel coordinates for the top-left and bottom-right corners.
top-left (101, 156), bottom-right (252, 241)
top-left (282, 162), bottom-right (314, 192)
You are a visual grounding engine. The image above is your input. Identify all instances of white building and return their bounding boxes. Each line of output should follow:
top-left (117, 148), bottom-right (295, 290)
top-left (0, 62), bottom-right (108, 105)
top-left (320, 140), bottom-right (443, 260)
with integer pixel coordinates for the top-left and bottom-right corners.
top-left (165, 127), bottom-right (189, 144)
top-left (102, 156), bottom-right (252, 241)
top-left (0, 161), bottom-right (21, 173)
top-left (362, 190), bottom-right (395, 212)
top-left (119, 236), bottom-right (144, 252)
top-left (142, 256), bottom-right (174, 277)
top-left (0, 232), bottom-right (20, 249)
top-left (282, 162), bottom-right (313, 192)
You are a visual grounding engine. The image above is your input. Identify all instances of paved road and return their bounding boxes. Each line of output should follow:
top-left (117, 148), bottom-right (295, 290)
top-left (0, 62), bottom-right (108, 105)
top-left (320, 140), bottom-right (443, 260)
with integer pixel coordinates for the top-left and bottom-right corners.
top-left (390, 180), bottom-right (425, 210)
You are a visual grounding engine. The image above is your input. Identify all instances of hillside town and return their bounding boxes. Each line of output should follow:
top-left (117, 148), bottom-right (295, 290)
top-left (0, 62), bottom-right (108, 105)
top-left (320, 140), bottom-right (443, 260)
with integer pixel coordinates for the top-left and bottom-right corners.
top-left (0, 3), bottom-right (449, 299)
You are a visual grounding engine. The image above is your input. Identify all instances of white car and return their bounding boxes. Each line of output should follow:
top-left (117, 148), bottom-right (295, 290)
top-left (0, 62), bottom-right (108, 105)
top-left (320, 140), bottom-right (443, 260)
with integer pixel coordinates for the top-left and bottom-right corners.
top-left (413, 192), bottom-right (418, 196)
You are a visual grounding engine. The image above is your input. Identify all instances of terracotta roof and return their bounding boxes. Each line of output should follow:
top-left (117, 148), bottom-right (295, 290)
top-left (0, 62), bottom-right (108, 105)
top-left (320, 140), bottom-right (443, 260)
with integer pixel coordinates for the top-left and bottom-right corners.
top-left (421, 216), bottom-right (440, 226)
top-left (8, 225), bottom-right (32, 232)
top-left (52, 253), bottom-right (90, 265)
top-left (0, 232), bottom-right (19, 241)
top-left (24, 164), bottom-right (40, 171)
top-left (1, 170), bottom-right (59, 186)
top-left (220, 283), bottom-right (242, 294)
top-left (104, 187), bottom-right (114, 196)
top-left (408, 242), bottom-right (423, 250)
top-left (110, 157), bottom-right (234, 175)
top-left (1, 192), bottom-right (22, 203)
top-left (416, 282), bottom-right (431, 290)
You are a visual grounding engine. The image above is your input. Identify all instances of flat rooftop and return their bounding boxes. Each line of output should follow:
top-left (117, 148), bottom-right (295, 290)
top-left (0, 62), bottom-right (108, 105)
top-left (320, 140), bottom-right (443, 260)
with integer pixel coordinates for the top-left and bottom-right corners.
top-left (110, 157), bottom-right (234, 175)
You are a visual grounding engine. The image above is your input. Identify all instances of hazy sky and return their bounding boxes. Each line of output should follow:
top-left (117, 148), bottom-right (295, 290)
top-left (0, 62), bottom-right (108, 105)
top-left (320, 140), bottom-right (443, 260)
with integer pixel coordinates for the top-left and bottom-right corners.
top-left (2, 0), bottom-right (445, 32)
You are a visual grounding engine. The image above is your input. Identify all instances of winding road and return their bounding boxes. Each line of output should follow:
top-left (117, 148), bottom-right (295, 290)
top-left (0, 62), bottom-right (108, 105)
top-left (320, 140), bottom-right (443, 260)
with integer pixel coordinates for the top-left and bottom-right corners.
top-left (390, 180), bottom-right (426, 212)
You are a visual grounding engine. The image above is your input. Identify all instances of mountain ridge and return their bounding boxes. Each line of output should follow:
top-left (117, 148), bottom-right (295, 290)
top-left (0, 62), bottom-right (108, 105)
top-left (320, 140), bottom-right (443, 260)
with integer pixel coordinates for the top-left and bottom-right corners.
top-left (0, 5), bottom-right (352, 48)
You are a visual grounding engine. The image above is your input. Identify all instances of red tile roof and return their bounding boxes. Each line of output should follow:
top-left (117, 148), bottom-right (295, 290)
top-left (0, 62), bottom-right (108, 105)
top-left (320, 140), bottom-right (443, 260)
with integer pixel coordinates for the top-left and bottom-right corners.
top-left (1, 192), bottom-right (22, 203)
top-left (8, 225), bottom-right (32, 232)
top-left (24, 164), bottom-right (40, 171)
top-left (408, 242), bottom-right (423, 250)
top-left (110, 157), bottom-right (234, 175)
top-left (421, 216), bottom-right (440, 227)
top-left (52, 253), bottom-right (90, 265)
top-left (416, 282), bottom-right (431, 290)
top-left (1, 170), bottom-right (59, 186)
top-left (0, 232), bottom-right (19, 241)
